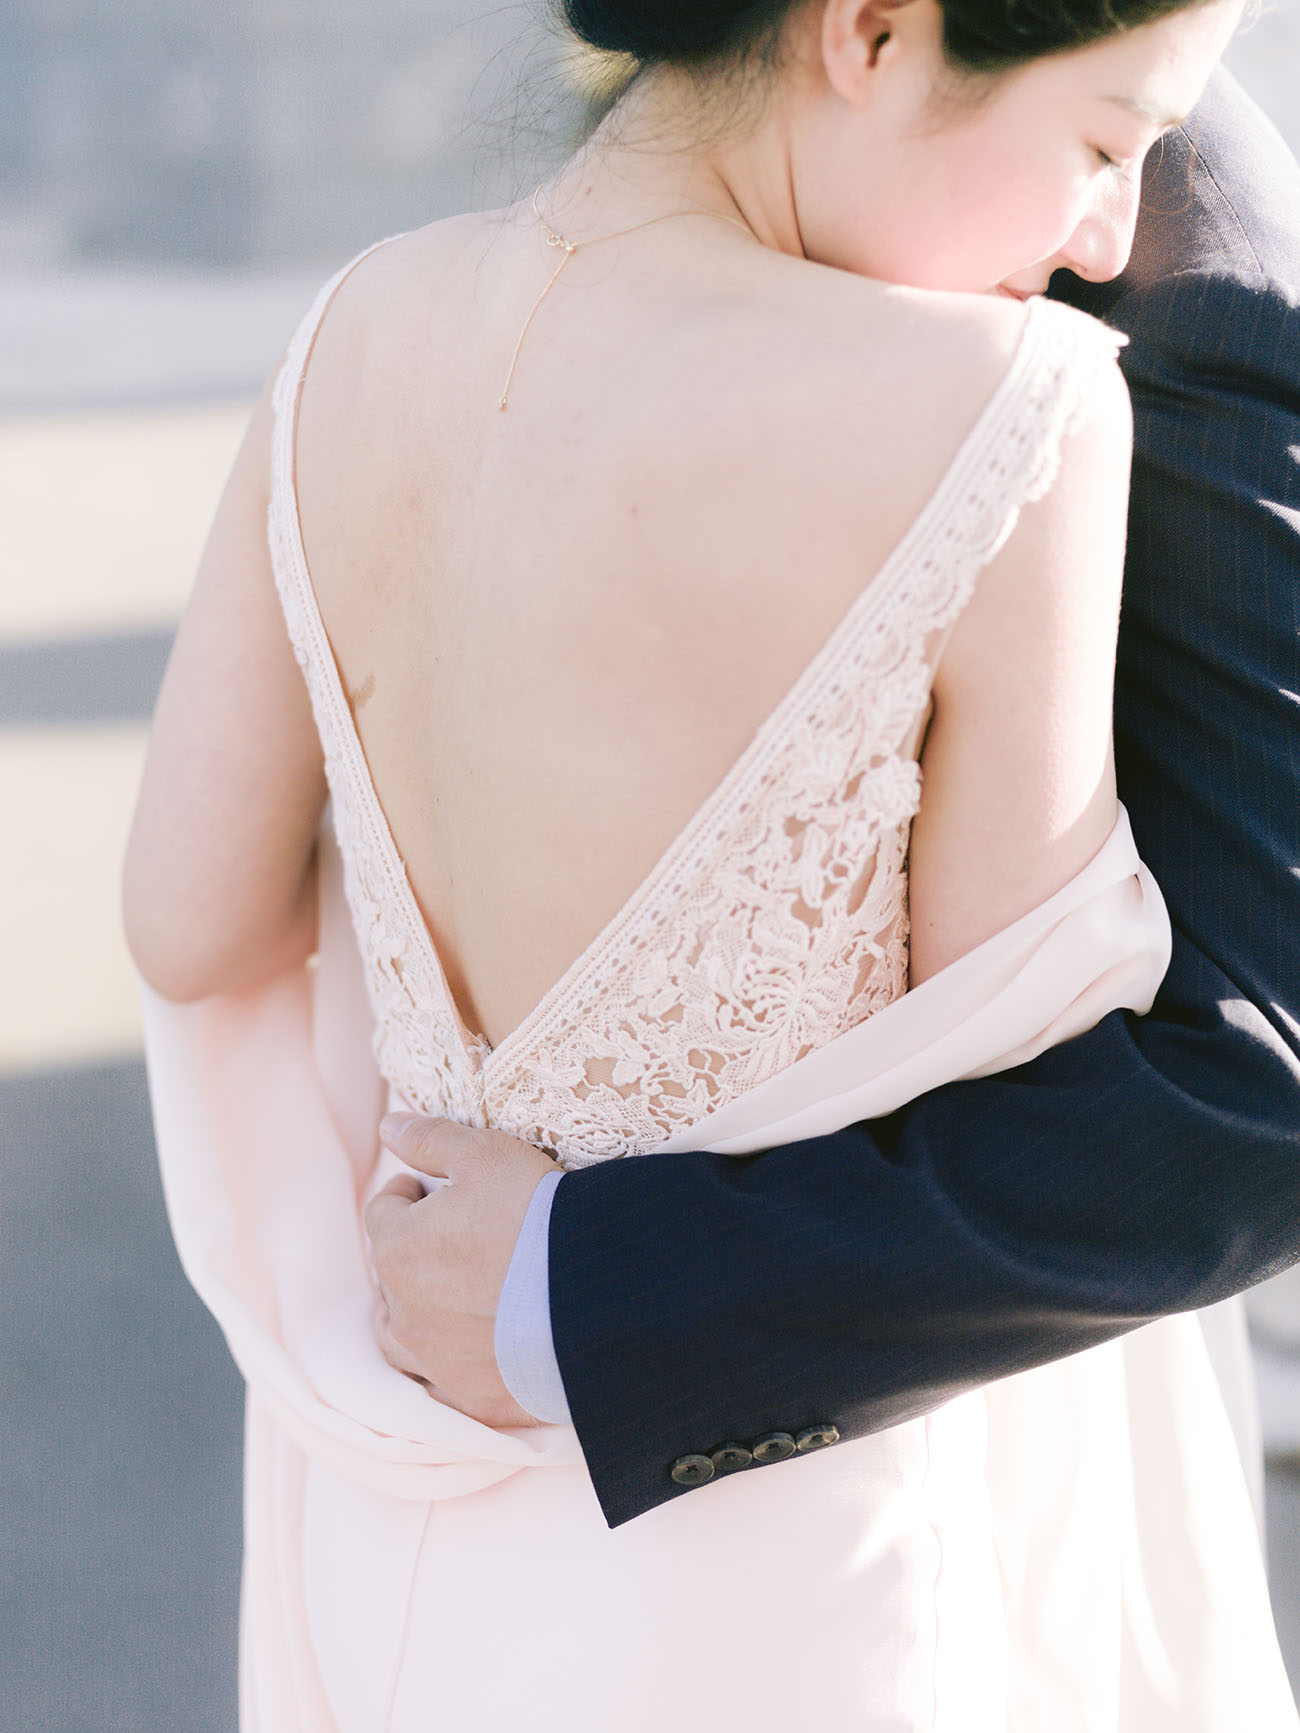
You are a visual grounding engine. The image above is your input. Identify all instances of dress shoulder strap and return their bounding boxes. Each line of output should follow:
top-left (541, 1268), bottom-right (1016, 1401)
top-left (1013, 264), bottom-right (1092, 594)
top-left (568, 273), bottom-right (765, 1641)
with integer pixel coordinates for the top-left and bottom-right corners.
top-left (993, 295), bottom-right (1130, 512)
top-left (263, 233), bottom-right (494, 1129)
top-left (265, 233), bottom-right (410, 761)
top-left (872, 295), bottom-right (1129, 670)
top-left (269, 233), bottom-right (408, 527)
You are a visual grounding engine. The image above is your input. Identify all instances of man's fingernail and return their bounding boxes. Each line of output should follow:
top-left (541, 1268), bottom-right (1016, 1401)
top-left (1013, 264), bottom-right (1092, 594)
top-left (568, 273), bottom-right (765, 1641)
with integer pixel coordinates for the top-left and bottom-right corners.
top-left (380, 1112), bottom-right (417, 1142)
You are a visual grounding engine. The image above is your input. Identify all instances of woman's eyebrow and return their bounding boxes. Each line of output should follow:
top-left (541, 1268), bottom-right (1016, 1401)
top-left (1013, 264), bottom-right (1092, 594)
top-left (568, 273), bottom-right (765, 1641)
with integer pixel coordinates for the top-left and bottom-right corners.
top-left (1105, 93), bottom-right (1189, 130)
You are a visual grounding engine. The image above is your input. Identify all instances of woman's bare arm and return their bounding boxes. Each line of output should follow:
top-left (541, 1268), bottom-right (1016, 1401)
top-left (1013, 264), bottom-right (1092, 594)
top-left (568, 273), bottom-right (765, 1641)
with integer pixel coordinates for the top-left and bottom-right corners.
top-left (123, 376), bottom-right (327, 1002)
top-left (908, 352), bottom-right (1133, 983)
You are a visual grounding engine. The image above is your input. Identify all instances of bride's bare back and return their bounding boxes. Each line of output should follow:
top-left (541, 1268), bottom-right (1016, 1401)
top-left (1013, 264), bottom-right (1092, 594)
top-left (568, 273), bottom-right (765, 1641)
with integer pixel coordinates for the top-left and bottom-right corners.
top-left (124, 197), bottom-right (1129, 1056)
top-left (287, 211), bottom-right (1122, 1049)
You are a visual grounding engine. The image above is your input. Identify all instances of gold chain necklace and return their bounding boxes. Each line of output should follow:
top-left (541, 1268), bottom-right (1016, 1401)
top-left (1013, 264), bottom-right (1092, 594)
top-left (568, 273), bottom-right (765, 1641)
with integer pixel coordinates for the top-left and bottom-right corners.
top-left (498, 184), bottom-right (756, 411)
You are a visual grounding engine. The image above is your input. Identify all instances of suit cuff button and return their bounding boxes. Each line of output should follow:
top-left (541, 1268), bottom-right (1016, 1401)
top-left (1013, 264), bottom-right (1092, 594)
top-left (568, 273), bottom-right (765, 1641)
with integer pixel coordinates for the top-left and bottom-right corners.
top-left (670, 1453), bottom-right (716, 1488)
top-left (751, 1431), bottom-right (796, 1464)
top-left (796, 1424), bottom-right (840, 1453)
top-left (710, 1442), bottom-right (754, 1474)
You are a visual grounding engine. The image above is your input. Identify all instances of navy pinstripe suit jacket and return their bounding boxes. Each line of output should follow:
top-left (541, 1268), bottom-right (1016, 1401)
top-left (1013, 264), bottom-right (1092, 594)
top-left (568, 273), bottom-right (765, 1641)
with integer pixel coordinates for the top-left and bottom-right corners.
top-left (548, 66), bottom-right (1300, 1528)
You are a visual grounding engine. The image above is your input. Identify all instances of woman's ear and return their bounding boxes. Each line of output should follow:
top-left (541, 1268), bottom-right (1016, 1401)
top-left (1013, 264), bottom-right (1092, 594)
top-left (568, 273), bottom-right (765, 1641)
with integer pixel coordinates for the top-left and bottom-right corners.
top-left (819, 0), bottom-right (928, 104)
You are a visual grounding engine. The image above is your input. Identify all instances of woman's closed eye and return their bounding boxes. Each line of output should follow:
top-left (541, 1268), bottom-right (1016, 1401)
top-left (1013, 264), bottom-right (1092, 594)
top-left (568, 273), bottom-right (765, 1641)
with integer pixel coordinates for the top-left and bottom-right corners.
top-left (1094, 117), bottom-right (1184, 177)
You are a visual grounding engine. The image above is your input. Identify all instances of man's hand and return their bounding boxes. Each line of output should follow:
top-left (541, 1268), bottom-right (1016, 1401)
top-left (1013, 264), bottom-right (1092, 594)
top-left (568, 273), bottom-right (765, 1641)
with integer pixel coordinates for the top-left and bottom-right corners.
top-left (365, 1115), bottom-right (561, 1428)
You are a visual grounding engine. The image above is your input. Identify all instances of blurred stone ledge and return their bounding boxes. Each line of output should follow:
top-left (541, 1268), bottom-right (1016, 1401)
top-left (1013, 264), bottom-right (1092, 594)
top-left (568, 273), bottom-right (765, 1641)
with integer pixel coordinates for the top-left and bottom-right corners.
top-left (0, 628), bottom-right (173, 726)
top-left (0, 269), bottom-right (322, 413)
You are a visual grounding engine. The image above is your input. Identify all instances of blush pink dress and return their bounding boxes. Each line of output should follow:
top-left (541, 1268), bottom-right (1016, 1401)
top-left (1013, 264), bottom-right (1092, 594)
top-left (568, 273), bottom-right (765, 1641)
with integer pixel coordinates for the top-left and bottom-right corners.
top-left (140, 242), bottom-right (1298, 1733)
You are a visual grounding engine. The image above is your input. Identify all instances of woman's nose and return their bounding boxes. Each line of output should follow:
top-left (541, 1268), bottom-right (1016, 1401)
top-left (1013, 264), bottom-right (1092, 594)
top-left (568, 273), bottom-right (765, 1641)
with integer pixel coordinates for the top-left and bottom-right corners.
top-left (1060, 175), bottom-right (1143, 285)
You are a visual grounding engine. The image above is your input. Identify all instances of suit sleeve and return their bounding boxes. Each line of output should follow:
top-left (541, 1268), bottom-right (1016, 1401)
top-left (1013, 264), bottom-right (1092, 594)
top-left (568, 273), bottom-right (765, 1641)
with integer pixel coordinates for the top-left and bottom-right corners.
top-left (547, 262), bottom-right (1300, 1531)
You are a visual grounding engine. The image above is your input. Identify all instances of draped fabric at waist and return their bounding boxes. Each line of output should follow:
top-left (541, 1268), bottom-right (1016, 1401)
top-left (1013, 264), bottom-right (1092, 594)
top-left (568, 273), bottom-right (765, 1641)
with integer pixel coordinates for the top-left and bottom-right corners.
top-left (141, 805), bottom-right (1169, 1504)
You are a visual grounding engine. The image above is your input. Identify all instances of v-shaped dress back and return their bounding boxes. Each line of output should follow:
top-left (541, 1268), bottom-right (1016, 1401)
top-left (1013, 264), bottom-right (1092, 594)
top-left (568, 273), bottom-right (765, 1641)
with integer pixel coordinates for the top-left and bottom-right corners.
top-left (268, 240), bottom-right (1126, 1165)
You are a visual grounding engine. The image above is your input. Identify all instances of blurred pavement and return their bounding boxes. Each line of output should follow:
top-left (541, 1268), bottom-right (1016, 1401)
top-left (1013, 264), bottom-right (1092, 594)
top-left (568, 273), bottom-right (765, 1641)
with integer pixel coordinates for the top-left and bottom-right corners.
top-left (1, 1064), bottom-right (243, 1733)
top-left (2, 8), bottom-right (1299, 1729)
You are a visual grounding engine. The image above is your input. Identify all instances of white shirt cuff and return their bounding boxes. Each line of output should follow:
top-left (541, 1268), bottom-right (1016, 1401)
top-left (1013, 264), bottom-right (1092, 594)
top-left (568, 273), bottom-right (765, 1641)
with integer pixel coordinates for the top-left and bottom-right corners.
top-left (494, 1168), bottom-right (571, 1424)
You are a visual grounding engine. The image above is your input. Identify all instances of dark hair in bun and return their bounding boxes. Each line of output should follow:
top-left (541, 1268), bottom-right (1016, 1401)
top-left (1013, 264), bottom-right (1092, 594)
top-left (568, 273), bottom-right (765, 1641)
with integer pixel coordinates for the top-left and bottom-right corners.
top-left (562, 0), bottom-right (791, 65)
top-left (560, 0), bottom-right (1202, 79)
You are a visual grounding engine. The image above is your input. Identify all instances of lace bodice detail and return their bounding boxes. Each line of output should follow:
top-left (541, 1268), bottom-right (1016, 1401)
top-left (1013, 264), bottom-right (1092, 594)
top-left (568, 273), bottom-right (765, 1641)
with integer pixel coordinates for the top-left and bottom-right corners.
top-left (268, 242), bottom-right (1124, 1167)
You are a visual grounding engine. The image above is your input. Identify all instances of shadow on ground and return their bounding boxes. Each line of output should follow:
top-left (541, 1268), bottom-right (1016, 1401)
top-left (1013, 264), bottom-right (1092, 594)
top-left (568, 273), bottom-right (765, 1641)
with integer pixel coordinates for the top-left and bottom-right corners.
top-left (1, 1061), bottom-right (242, 1733)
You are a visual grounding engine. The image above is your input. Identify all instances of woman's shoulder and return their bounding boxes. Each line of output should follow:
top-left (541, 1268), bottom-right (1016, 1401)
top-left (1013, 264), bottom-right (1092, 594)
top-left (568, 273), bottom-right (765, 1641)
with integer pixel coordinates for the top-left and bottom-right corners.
top-left (667, 261), bottom-right (1122, 476)
top-left (793, 268), bottom-right (1124, 421)
top-left (809, 279), bottom-right (1131, 507)
top-left (297, 212), bottom-right (508, 341)
top-left (713, 260), bottom-right (1032, 411)
top-left (657, 266), bottom-right (1125, 526)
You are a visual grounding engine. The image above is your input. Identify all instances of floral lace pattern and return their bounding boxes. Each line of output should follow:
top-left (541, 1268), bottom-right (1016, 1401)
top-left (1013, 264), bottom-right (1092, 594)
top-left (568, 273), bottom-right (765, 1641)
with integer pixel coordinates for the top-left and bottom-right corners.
top-left (269, 245), bottom-right (1124, 1167)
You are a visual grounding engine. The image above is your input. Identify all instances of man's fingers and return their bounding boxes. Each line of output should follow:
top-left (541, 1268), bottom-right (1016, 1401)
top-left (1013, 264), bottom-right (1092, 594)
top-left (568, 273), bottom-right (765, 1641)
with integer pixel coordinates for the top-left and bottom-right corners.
top-left (379, 1113), bottom-right (560, 1187)
top-left (378, 1113), bottom-right (479, 1179)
